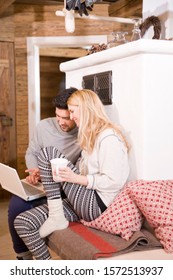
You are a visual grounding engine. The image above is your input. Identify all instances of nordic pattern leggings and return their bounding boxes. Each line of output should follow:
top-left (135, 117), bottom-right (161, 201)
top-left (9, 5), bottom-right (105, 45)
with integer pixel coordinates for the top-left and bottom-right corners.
top-left (14, 146), bottom-right (102, 260)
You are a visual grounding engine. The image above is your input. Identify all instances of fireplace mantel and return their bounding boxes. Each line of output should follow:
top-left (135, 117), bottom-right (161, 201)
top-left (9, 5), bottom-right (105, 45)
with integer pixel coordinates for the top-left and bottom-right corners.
top-left (60, 39), bottom-right (173, 181)
top-left (60, 39), bottom-right (173, 72)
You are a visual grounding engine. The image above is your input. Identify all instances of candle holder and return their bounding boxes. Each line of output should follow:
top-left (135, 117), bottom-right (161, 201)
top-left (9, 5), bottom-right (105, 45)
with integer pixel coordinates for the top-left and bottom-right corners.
top-left (131, 18), bottom-right (142, 41)
top-left (107, 31), bottom-right (128, 48)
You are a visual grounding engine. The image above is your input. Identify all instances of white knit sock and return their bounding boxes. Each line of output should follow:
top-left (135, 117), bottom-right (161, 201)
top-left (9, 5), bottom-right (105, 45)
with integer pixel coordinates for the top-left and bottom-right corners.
top-left (39, 199), bottom-right (69, 238)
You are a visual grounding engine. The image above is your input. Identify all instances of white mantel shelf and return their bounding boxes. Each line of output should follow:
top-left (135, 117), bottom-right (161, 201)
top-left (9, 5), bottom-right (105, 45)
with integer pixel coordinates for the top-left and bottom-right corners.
top-left (60, 39), bottom-right (173, 72)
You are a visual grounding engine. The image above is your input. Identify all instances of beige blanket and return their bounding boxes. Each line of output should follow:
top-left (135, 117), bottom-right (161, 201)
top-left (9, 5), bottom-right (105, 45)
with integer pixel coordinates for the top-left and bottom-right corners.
top-left (47, 222), bottom-right (162, 260)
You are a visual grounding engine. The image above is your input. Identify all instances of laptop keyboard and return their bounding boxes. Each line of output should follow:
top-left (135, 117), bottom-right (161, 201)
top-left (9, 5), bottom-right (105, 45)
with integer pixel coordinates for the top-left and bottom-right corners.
top-left (22, 181), bottom-right (44, 195)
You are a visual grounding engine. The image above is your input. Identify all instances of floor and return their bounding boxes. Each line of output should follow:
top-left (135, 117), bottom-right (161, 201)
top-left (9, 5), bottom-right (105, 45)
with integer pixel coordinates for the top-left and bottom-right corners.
top-left (0, 200), bottom-right (16, 260)
top-left (0, 199), bottom-right (60, 260)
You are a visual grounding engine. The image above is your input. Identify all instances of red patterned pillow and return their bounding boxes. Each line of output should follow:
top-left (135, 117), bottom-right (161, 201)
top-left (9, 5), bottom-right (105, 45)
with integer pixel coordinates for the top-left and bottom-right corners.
top-left (129, 180), bottom-right (173, 253)
top-left (81, 185), bottom-right (143, 241)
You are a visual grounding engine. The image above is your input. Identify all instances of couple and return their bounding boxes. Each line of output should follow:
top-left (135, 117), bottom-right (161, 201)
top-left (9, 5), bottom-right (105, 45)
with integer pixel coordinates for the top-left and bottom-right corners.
top-left (13, 88), bottom-right (130, 260)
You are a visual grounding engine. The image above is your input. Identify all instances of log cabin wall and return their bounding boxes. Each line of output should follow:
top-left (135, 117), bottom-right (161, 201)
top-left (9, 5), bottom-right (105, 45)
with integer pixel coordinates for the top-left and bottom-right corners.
top-left (109, 0), bottom-right (142, 18)
top-left (0, 2), bottom-right (142, 177)
top-left (40, 56), bottom-right (70, 120)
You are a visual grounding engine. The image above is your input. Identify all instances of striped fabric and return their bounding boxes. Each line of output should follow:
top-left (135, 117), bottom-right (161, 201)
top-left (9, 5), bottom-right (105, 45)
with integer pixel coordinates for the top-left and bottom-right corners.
top-left (47, 222), bottom-right (162, 260)
top-left (38, 146), bottom-right (102, 221)
top-left (14, 146), bottom-right (103, 259)
top-left (14, 204), bottom-right (51, 259)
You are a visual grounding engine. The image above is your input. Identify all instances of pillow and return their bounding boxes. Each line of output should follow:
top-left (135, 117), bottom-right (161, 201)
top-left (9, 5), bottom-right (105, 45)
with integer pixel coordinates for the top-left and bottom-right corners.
top-left (129, 180), bottom-right (173, 253)
top-left (81, 184), bottom-right (143, 241)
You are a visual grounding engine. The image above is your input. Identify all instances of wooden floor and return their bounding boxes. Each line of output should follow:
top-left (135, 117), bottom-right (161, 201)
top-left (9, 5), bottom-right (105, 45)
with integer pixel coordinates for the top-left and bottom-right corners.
top-left (0, 199), bottom-right (60, 260)
top-left (0, 200), bottom-right (16, 260)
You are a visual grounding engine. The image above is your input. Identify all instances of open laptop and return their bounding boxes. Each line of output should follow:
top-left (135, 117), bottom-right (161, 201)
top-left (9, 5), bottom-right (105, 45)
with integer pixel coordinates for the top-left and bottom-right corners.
top-left (0, 163), bottom-right (46, 201)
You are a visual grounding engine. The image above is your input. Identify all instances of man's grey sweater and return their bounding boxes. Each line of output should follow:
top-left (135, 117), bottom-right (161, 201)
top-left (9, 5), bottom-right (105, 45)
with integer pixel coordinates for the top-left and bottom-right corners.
top-left (25, 117), bottom-right (81, 169)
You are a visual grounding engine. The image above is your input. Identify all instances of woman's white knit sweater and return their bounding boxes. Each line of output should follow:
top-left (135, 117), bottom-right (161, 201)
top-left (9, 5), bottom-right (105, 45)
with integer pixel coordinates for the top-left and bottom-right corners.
top-left (79, 128), bottom-right (129, 207)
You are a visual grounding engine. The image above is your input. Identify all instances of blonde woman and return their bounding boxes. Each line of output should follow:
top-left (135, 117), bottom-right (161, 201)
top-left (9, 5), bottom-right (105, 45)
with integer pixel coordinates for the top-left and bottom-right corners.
top-left (14, 89), bottom-right (129, 260)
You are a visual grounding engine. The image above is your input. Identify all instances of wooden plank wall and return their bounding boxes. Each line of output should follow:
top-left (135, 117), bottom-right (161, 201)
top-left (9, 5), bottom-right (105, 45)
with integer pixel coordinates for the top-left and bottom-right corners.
top-left (40, 56), bottom-right (70, 120)
top-left (0, 2), bottom-right (142, 177)
top-left (0, 3), bottom-right (113, 177)
top-left (109, 0), bottom-right (142, 18)
top-left (0, 7), bottom-right (15, 42)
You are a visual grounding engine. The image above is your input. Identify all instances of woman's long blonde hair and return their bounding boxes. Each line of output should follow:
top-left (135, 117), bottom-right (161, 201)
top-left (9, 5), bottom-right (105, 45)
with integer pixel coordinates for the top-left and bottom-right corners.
top-left (67, 89), bottom-right (128, 153)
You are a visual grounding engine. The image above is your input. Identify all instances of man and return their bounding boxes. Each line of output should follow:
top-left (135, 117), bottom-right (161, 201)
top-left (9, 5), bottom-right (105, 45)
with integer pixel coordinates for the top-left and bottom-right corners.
top-left (8, 87), bottom-right (81, 260)
top-left (25, 87), bottom-right (80, 185)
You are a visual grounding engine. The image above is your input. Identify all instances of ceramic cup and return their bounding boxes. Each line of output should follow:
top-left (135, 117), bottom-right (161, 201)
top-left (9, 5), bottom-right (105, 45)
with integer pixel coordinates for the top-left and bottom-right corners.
top-left (50, 158), bottom-right (68, 182)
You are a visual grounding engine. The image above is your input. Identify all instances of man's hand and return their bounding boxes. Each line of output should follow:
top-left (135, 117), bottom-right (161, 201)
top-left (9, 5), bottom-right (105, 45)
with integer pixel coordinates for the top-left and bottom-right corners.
top-left (25, 168), bottom-right (40, 185)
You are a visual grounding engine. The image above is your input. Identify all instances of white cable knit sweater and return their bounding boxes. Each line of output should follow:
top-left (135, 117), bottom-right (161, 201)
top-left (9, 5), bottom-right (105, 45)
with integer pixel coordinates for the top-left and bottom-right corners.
top-left (79, 128), bottom-right (130, 207)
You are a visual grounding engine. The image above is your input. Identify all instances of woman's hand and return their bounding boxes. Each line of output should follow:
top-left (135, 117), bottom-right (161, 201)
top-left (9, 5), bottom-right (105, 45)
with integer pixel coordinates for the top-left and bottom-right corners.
top-left (58, 167), bottom-right (88, 186)
top-left (58, 167), bottom-right (76, 183)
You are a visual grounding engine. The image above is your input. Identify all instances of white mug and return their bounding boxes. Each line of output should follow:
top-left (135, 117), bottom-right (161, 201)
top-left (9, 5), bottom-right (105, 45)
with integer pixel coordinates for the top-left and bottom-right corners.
top-left (50, 158), bottom-right (68, 182)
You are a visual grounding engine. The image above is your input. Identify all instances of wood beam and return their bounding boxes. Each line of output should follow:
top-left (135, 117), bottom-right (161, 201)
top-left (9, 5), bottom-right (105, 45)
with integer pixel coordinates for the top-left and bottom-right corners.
top-left (109, 0), bottom-right (142, 18)
top-left (15, 0), bottom-right (63, 4)
top-left (0, 0), bottom-right (15, 15)
top-left (39, 47), bottom-right (88, 58)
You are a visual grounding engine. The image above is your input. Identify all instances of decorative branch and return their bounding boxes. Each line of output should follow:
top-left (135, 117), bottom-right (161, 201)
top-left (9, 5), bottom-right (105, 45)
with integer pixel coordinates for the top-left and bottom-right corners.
top-left (140, 16), bottom-right (161, 39)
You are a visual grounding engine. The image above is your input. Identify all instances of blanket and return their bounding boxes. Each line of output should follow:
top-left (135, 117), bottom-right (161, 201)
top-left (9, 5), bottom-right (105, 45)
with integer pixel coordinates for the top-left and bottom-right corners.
top-left (81, 180), bottom-right (173, 253)
top-left (47, 222), bottom-right (162, 260)
top-left (47, 179), bottom-right (173, 258)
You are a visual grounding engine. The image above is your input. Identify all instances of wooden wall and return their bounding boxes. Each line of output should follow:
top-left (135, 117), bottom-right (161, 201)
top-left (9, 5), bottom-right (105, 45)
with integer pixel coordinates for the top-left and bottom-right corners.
top-left (40, 56), bottom-right (70, 120)
top-left (109, 0), bottom-right (142, 18)
top-left (0, 2), bottom-right (142, 177)
top-left (0, 3), bottom-right (114, 177)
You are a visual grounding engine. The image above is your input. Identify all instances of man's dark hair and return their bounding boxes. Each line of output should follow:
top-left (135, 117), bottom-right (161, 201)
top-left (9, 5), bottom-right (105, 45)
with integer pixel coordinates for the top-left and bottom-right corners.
top-left (52, 87), bottom-right (78, 110)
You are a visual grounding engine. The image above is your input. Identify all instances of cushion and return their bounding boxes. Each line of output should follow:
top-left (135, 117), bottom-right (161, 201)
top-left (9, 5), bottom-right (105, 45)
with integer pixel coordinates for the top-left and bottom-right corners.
top-left (81, 185), bottom-right (143, 241)
top-left (82, 179), bottom-right (173, 253)
top-left (128, 180), bottom-right (173, 253)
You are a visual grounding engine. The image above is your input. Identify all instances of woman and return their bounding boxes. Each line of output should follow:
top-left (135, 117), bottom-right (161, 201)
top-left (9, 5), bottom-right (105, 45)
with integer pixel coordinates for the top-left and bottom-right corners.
top-left (14, 89), bottom-right (129, 260)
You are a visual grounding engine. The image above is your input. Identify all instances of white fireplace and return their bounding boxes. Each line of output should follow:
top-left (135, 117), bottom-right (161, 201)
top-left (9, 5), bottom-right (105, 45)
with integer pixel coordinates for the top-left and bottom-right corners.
top-left (60, 39), bottom-right (173, 181)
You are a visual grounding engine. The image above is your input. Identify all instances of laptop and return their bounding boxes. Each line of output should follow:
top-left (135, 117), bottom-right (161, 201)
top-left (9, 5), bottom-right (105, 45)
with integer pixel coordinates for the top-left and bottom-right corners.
top-left (0, 163), bottom-right (46, 201)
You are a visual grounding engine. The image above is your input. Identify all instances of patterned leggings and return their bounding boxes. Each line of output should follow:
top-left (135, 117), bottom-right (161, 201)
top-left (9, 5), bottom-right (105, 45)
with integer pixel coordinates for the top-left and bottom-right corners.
top-left (14, 146), bottom-right (103, 259)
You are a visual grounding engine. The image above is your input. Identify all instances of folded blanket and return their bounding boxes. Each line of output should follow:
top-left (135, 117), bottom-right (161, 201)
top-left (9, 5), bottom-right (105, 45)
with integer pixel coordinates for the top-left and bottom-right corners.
top-left (81, 180), bottom-right (173, 253)
top-left (48, 179), bottom-right (173, 258)
top-left (47, 222), bottom-right (162, 260)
